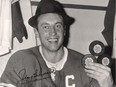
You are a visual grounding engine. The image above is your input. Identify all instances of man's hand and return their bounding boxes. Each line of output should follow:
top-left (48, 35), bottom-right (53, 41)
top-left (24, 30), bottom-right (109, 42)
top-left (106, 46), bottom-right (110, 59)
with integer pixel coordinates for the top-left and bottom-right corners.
top-left (85, 62), bottom-right (114, 87)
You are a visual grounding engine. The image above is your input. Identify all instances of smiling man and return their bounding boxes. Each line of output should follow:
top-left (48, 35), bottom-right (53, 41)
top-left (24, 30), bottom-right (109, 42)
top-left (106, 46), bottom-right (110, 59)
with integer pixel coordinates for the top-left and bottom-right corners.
top-left (0, 0), bottom-right (114, 87)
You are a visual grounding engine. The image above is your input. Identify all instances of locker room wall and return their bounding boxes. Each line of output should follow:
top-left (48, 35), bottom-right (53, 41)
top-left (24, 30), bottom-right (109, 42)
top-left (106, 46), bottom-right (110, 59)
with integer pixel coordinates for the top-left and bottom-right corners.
top-left (0, 0), bottom-right (36, 77)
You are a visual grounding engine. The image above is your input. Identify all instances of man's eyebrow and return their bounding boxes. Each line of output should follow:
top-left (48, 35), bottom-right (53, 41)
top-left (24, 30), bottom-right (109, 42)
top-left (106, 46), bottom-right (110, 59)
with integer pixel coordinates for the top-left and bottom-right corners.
top-left (41, 22), bottom-right (63, 26)
top-left (41, 23), bottom-right (49, 26)
top-left (55, 22), bottom-right (63, 25)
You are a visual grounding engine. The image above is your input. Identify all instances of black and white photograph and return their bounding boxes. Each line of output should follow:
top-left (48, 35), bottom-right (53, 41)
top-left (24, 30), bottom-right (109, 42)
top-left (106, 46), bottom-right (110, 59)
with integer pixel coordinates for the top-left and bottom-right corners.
top-left (0, 0), bottom-right (115, 87)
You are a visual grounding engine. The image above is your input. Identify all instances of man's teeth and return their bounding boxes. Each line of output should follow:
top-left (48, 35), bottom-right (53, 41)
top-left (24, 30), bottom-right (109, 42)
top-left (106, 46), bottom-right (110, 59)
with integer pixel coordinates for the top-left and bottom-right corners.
top-left (49, 39), bottom-right (58, 41)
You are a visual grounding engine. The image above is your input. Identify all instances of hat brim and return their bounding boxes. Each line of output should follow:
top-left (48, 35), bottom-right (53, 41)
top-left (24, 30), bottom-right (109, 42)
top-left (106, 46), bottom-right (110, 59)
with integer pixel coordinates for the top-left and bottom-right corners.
top-left (28, 13), bottom-right (75, 28)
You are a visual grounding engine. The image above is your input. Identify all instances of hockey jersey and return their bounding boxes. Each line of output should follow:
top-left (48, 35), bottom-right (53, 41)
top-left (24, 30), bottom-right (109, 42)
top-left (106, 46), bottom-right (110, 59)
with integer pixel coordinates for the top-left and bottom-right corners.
top-left (0, 46), bottom-right (100, 87)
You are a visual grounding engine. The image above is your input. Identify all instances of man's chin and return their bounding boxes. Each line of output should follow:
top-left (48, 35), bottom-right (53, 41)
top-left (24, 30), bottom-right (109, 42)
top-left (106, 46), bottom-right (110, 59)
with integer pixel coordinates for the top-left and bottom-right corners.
top-left (48, 48), bottom-right (59, 52)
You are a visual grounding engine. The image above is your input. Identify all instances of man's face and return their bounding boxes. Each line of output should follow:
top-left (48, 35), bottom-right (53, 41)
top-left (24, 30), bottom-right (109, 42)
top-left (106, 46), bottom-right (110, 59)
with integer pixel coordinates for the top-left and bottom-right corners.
top-left (37, 13), bottom-right (65, 52)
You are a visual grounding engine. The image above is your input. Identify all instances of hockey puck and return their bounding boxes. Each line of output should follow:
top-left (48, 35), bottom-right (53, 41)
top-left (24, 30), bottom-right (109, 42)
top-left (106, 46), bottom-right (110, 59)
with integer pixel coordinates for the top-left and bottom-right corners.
top-left (82, 54), bottom-right (97, 68)
top-left (97, 54), bottom-right (112, 67)
top-left (89, 40), bottom-right (105, 56)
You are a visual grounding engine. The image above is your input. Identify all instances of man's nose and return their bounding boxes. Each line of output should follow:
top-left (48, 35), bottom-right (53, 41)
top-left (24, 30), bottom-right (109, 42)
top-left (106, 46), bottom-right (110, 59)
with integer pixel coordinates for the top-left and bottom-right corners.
top-left (51, 27), bottom-right (57, 35)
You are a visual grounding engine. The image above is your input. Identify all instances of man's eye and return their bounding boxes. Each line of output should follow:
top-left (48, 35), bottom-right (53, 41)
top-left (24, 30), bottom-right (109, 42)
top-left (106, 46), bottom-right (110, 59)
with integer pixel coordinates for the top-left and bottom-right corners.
top-left (43, 26), bottom-right (50, 29)
top-left (55, 24), bottom-right (63, 29)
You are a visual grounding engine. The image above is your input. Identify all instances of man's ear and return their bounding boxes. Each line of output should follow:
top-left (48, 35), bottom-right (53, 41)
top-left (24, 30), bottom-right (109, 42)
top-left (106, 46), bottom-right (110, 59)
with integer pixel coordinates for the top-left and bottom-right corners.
top-left (64, 26), bottom-right (66, 36)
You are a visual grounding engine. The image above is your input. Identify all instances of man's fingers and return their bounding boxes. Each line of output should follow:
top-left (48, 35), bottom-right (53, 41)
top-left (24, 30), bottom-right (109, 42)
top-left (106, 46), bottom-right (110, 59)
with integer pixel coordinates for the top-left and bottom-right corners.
top-left (85, 63), bottom-right (111, 76)
top-left (86, 72), bottom-right (100, 80)
top-left (88, 62), bottom-right (111, 71)
top-left (85, 69), bottom-right (101, 76)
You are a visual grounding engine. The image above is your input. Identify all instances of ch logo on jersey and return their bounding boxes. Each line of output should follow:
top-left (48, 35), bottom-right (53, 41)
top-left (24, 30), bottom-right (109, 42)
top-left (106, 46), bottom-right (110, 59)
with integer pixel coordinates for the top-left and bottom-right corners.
top-left (65, 75), bottom-right (75, 87)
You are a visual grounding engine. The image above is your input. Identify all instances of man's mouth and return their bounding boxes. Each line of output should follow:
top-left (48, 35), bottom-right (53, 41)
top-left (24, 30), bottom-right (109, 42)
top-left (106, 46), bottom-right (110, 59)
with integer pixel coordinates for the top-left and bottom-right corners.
top-left (48, 38), bottom-right (58, 42)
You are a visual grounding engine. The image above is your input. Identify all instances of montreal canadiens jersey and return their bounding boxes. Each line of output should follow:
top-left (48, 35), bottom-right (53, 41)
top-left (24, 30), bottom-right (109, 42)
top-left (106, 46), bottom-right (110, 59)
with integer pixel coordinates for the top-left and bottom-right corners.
top-left (0, 46), bottom-right (100, 87)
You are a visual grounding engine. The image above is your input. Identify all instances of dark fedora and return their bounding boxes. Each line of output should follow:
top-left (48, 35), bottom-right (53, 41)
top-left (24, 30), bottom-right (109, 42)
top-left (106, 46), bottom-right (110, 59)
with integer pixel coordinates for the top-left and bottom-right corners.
top-left (28, 0), bottom-right (74, 28)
